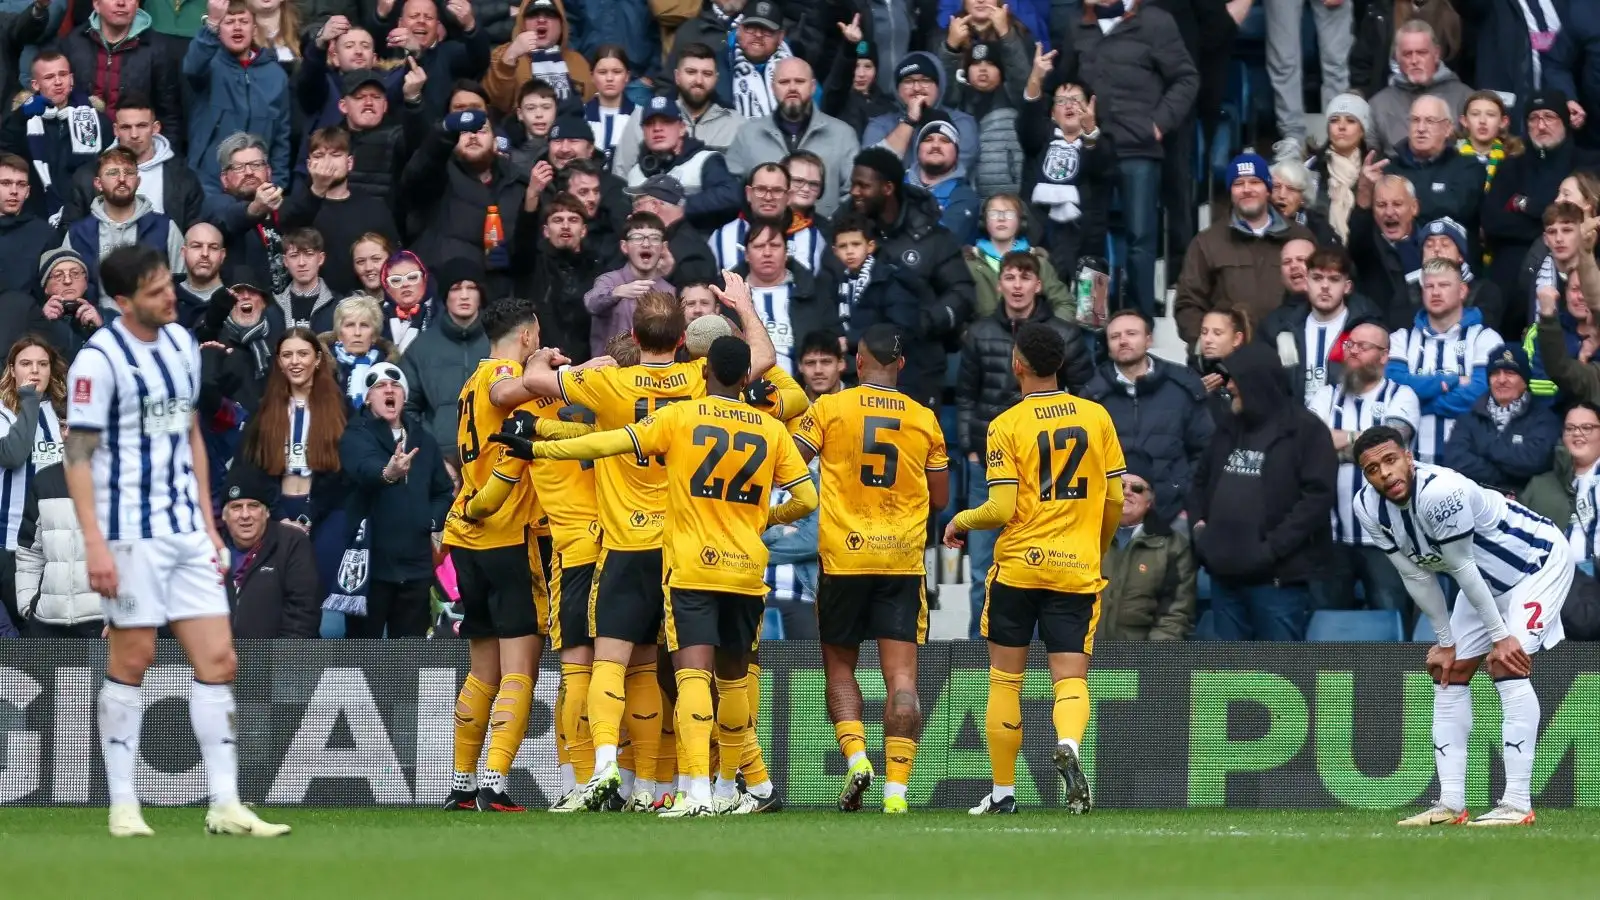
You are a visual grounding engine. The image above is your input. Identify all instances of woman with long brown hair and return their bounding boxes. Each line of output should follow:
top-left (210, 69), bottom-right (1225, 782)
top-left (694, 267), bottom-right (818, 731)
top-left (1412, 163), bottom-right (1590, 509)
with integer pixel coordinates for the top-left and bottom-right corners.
top-left (0, 337), bottom-right (100, 636)
top-left (235, 328), bottom-right (351, 635)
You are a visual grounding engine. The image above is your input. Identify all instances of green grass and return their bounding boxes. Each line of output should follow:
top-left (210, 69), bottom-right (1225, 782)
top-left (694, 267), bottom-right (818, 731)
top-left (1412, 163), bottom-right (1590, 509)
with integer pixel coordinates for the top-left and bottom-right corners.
top-left (4, 807), bottom-right (1597, 898)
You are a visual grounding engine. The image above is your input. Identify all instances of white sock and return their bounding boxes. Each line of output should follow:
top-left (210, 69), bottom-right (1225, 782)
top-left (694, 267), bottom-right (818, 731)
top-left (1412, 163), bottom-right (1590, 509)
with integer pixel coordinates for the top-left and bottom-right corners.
top-left (991, 784), bottom-right (1014, 803)
top-left (884, 782), bottom-right (907, 799)
top-left (1433, 683), bottom-right (1472, 811)
top-left (847, 750), bottom-right (867, 768)
top-left (481, 769), bottom-right (505, 793)
top-left (98, 678), bottom-right (143, 807)
top-left (689, 776), bottom-right (712, 803)
top-left (1495, 678), bottom-right (1539, 811)
top-left (1058, 737), bottom-right (1080, 755)
top-left (452, 770), bottom-right (478, 792)
top-left (746, 779), bottom-right (773, 799)
top-left (713, 775), bottom-right (737, 799)
top-left (190, 680), bottom-right (240, 807)
top-left (594, 744), bottom-right (618, 769)
top-left (676, 774), bottom-right (688, 794)
top-left (558, 763), bottom-right (575, 795)
top-left (619, 768), bottom-right (636, 797)
top-left (636, 778), bottom-right (656, 798)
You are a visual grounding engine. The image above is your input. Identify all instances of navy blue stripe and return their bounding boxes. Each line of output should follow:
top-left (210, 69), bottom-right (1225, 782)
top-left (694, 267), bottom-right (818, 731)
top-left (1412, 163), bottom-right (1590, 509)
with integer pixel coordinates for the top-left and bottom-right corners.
top-left (1473, 531), bottom-right (1541, 576)
top-left (104, 329), bottom-right (154, 539)
top-left (147, 345), bottom-right (185, 536)
top-left (160, 327), bottom-right (201, 533)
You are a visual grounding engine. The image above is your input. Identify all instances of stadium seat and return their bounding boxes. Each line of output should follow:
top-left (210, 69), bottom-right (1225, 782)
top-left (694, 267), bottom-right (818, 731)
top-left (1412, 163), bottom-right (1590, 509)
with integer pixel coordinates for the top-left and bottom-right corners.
top-left (762, 606), bottom-right (785, 641)
top-left (1413, 615), bottom-right (1440, 642)
top-left (1306, 610), bottom-right (1404, 642)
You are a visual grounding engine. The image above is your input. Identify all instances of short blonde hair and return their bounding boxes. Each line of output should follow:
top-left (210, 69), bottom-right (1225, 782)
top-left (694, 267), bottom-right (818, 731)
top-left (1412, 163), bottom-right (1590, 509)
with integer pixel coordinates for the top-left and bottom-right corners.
top-left (333, 293), bottom-right (384, 335)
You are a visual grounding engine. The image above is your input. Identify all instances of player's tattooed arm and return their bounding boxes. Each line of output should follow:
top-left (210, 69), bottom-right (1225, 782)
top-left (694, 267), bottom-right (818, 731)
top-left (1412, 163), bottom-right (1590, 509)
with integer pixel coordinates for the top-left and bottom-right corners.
top-left (65, 429), bottom-right (100, 465)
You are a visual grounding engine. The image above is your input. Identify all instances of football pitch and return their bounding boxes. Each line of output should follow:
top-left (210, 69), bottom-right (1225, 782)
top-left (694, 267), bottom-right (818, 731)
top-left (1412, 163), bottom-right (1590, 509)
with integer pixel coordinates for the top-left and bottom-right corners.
top-left (4, 807), bottom-right (1597, 899)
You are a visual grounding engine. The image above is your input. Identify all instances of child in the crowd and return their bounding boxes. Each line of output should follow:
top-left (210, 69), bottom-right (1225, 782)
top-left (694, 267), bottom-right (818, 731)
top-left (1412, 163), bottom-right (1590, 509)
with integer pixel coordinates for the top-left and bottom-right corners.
top-left (585, 45), bottom-right (635, 168)
top-left (584, 211), bottom-right (674, 357)
top-left (502, 78), bottom-right (559, 172)
top-left (830, 210), bottom-right (931, 392)
top-left (1457, 90), bottom-right (1523, 196)
top-left (484, 0), bottom-right (594, 113)
top-left (277, 228), bottom-right (339, 333)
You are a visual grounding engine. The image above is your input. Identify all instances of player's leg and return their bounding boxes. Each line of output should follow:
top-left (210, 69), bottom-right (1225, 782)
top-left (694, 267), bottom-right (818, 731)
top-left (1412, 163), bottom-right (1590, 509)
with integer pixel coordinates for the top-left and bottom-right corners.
top-left (661, 588), bottom-right (718, 817)
top-left (551, 560), bottom-right (596, 811)
top-left (654, 643), bottom-right (681, 808)
top-left (971, 575), bottom-right (1029, 815)
top-left (446, 548), bottom-right (499, 810)
top-left (623, 642), bottom-right (664, 810)
top-left (875, 576), bottom-right (929, 814)
top-left (817, 572), bottom-right (872, 810)
top-left (101, 625), bottom-right (157, 836)
top-left (738, 649), bottom-right (779, 811)
top-left (1040, 592), bottom-right (1099, 814)
top-left (583, 549), bottom-right (638, 808)
top-left (1470, 556), bottom-right (1570, 826)
top-left (167, 532), bottom-right (287, 836)
top-left (1401, 589), bottom-right (1484, 826)
top-left (708, 594), bottom-right (761, 815)
top-left (478, 541), bottom-right (547, 812)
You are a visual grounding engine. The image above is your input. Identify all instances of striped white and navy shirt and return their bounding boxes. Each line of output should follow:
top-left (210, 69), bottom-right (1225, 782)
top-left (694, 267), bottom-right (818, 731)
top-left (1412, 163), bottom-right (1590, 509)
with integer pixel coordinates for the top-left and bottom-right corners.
top-left (285, 401), bottom-right (312, 476)
top-left (1568, 468), bottom-right (1599, 562)
top-left (1355, 464), bottom-right (1560, 595)
top-left (1308, 379), bottom-right (1421, 545)
top-left (1301, 308), bottom-right (1347, 403)
top-left (1388, 319), bottom-right (1501, 463)
top-left (0, 403), bottom-right (62, 550)
top-left (751, 281), bottom-right (797, 374)
top-left (67, 320), bottom-right (204, 541)
top-left (708, 219), bottom-right (826, 273)
top-left (763, 459), bottom-right (819, 605)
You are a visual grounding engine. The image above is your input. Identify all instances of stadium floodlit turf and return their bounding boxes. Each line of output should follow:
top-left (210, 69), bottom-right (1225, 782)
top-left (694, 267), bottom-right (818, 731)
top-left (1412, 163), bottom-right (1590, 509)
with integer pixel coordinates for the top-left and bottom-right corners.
top-left (3, 808), bottom-right (1597, 898)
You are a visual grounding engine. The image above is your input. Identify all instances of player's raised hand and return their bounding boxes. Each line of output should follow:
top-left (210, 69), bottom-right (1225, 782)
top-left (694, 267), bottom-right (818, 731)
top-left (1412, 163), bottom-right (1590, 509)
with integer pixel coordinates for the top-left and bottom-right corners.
top-left (712, 270), bottom-right (753, 312)
top-left (1488, 635), bottom-right (1532, 678)
top-left (941, 520), bottom-right (966, 550)
top-left (86, 540), bottom-right (119, 600)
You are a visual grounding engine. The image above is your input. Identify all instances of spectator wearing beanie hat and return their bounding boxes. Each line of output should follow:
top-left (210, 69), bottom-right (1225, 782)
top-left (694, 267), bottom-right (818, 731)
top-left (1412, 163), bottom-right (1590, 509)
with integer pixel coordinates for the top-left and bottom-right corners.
top-left (910, 114), bottom-right (980, 241)
top-left (860, 51), bottom-right (980, 177)
top-left (1097, 448), bottom-right (1196, 642)
top-left (337, 360), bottom-right (453, 639)
top-left (33, 247), bottom-right (102, 360)
top-left (1308, 92), bottom-right (1374, 243)
top-left (935, 26), bottom-right (1031, 200)
top-left (1443, 342), bottom-right (1561, 496)
top-left (821, 27), bottom-right (896, 137)
top-left (1415, 216), bottom-right (1505, 330)
top-left (220, 463), bottom-right (321, 639)
top-left (1175, 152), bottom-right (1315, 346)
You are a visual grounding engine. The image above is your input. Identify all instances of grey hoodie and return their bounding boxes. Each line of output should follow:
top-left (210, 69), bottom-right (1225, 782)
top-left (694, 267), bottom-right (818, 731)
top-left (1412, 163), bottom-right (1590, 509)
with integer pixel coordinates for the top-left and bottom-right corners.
top-left (860, 51), bottom-right (980, 179)
top-left (1369, 62), bottom-right (1475, 151)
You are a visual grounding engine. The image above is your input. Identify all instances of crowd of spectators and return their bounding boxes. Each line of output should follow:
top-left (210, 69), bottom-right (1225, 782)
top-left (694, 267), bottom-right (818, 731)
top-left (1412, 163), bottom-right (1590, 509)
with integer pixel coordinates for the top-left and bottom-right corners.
top-left (0, 0), bottom-right (1597, 643)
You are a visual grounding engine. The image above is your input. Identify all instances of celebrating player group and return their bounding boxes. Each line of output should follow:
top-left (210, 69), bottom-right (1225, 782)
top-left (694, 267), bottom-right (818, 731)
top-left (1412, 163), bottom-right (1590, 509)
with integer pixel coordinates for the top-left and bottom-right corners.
top-left (71, 244), bottom-right (1562, 831)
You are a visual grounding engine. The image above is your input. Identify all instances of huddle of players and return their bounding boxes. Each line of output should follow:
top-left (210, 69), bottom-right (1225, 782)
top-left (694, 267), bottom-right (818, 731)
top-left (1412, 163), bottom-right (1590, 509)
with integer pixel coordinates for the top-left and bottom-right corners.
top-left (434, 271), bottom-right (1127, 816)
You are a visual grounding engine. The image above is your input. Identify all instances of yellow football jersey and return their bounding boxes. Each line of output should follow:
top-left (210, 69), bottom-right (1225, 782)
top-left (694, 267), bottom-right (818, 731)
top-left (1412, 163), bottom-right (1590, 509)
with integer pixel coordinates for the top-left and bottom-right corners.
top-left (524, 395), bottom-right (602, 568)
top-left (444, 359), bottom-right (535, 550)
top-left (984, 390), bottom-right (1125, 593)
top-left (557, 361), bottom-right (705, 550)
top-left (627, 395), bottom-right (812, 596)
top-left (792, 384), bottom-right (948, 575)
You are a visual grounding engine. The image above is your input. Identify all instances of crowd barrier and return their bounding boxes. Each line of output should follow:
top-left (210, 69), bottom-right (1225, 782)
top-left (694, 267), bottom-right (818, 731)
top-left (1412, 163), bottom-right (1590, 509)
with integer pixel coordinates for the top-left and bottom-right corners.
top-left (1, 641), bottom-right (1595, 808)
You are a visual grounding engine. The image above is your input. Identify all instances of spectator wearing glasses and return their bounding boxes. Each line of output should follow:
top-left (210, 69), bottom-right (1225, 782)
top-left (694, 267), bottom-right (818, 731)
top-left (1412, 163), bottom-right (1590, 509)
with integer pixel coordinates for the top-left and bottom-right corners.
top-left (625, 174), bottom-right (718, 292)
top-left (1305, 320), bottom-right (1420, 616)
top-left (1444, 343), bottom-right (1561, 496)
top-left (708, 163), bottom-right (827, 272)
top-left (64, 95), bottom-right (204, 232)
top-left (1016, 64), bottom-right (1114, 289)
top-left (34, 249), bottom-right (103, 359)
top-left (965, 194), bottom-right (1074, 320)
top-left (204, 133), bottom-right (300, 294)
top-left (1384, 95), bottom-right (1486, 254)
top-left (1521, 402), bottom-right (1600, 529)
top-left (1097, 449), bottom-right (1196, 641)
top-left (585, 210), bottom-right (675, 357)
top-left (714, 0), bottom-right (790, 118)
top-left (783, 150), bottom-right (829, 233)
top-left (65, 147), bottom-right (187, 296)
top-left (220, 432), bottom-right (322, 639)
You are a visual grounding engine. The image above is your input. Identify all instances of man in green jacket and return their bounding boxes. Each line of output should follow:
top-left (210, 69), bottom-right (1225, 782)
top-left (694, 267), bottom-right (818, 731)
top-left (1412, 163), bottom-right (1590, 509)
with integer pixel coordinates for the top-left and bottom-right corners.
top-left (1097, 450), bottom-right (1196, 642)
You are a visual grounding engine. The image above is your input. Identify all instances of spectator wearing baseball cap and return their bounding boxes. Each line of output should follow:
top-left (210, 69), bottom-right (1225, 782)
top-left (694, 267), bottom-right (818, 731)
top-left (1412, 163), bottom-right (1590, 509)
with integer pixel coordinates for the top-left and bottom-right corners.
top-left (910, 114), bottom-right (980, 242)
top-left (1175, 153), bottom-right (1317, 346)
top-left (619, 94), bottom-right (741, 230)
top-left (338, 358), bottom-right (453, 639)
top-left (935, 23), bottom-right (1032, 200)
top-left (1444, 342), bottom-right (1561, 496)
top-left (860, 52), bottom-right (979, 183)
top-left (715, 0), bottom-right (791, 118)
top-left (1483, 88), bottom-right (1600, 305)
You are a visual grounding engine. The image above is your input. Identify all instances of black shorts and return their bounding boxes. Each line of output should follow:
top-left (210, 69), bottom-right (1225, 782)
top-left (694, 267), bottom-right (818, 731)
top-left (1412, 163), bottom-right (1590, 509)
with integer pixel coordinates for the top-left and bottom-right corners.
top-left (589, 547), bottom-right (664, 645)
top-left (816, 572), bottom-right (928, 646)
top-left (663, 586), bottom-right (763, 653)
top-left (536, 533), bottom-right (553, 584)
top-left (452, 543), bottom-right (547, 640)
top-left (550, 560), bottom-right (596, 652)
top-left (982, 574), bottom-right (1100, 654)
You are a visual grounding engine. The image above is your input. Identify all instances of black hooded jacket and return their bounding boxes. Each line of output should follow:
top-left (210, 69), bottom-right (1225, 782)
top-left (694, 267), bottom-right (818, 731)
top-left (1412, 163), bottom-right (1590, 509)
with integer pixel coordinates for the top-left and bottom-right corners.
top-left (956, 300), bottom-right (1095, 452)
top-left (1186, 342), bottom-right (1338, 586)
top-left (874, 183), bottom-right (975, 353)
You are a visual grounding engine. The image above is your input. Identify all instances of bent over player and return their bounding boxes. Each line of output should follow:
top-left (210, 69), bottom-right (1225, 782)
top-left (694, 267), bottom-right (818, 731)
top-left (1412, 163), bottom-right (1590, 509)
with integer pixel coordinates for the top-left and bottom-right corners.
top-left (65, 246), bottom-right (289, 837)
top-left (1353, 426), bottom-right (1571, 827)
top-left (524, 336), bottom-right (817, 816)
top-left (792, 324), bottom-right (949, 813)
top-left (943, 323), bottom-right (1124, 816)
